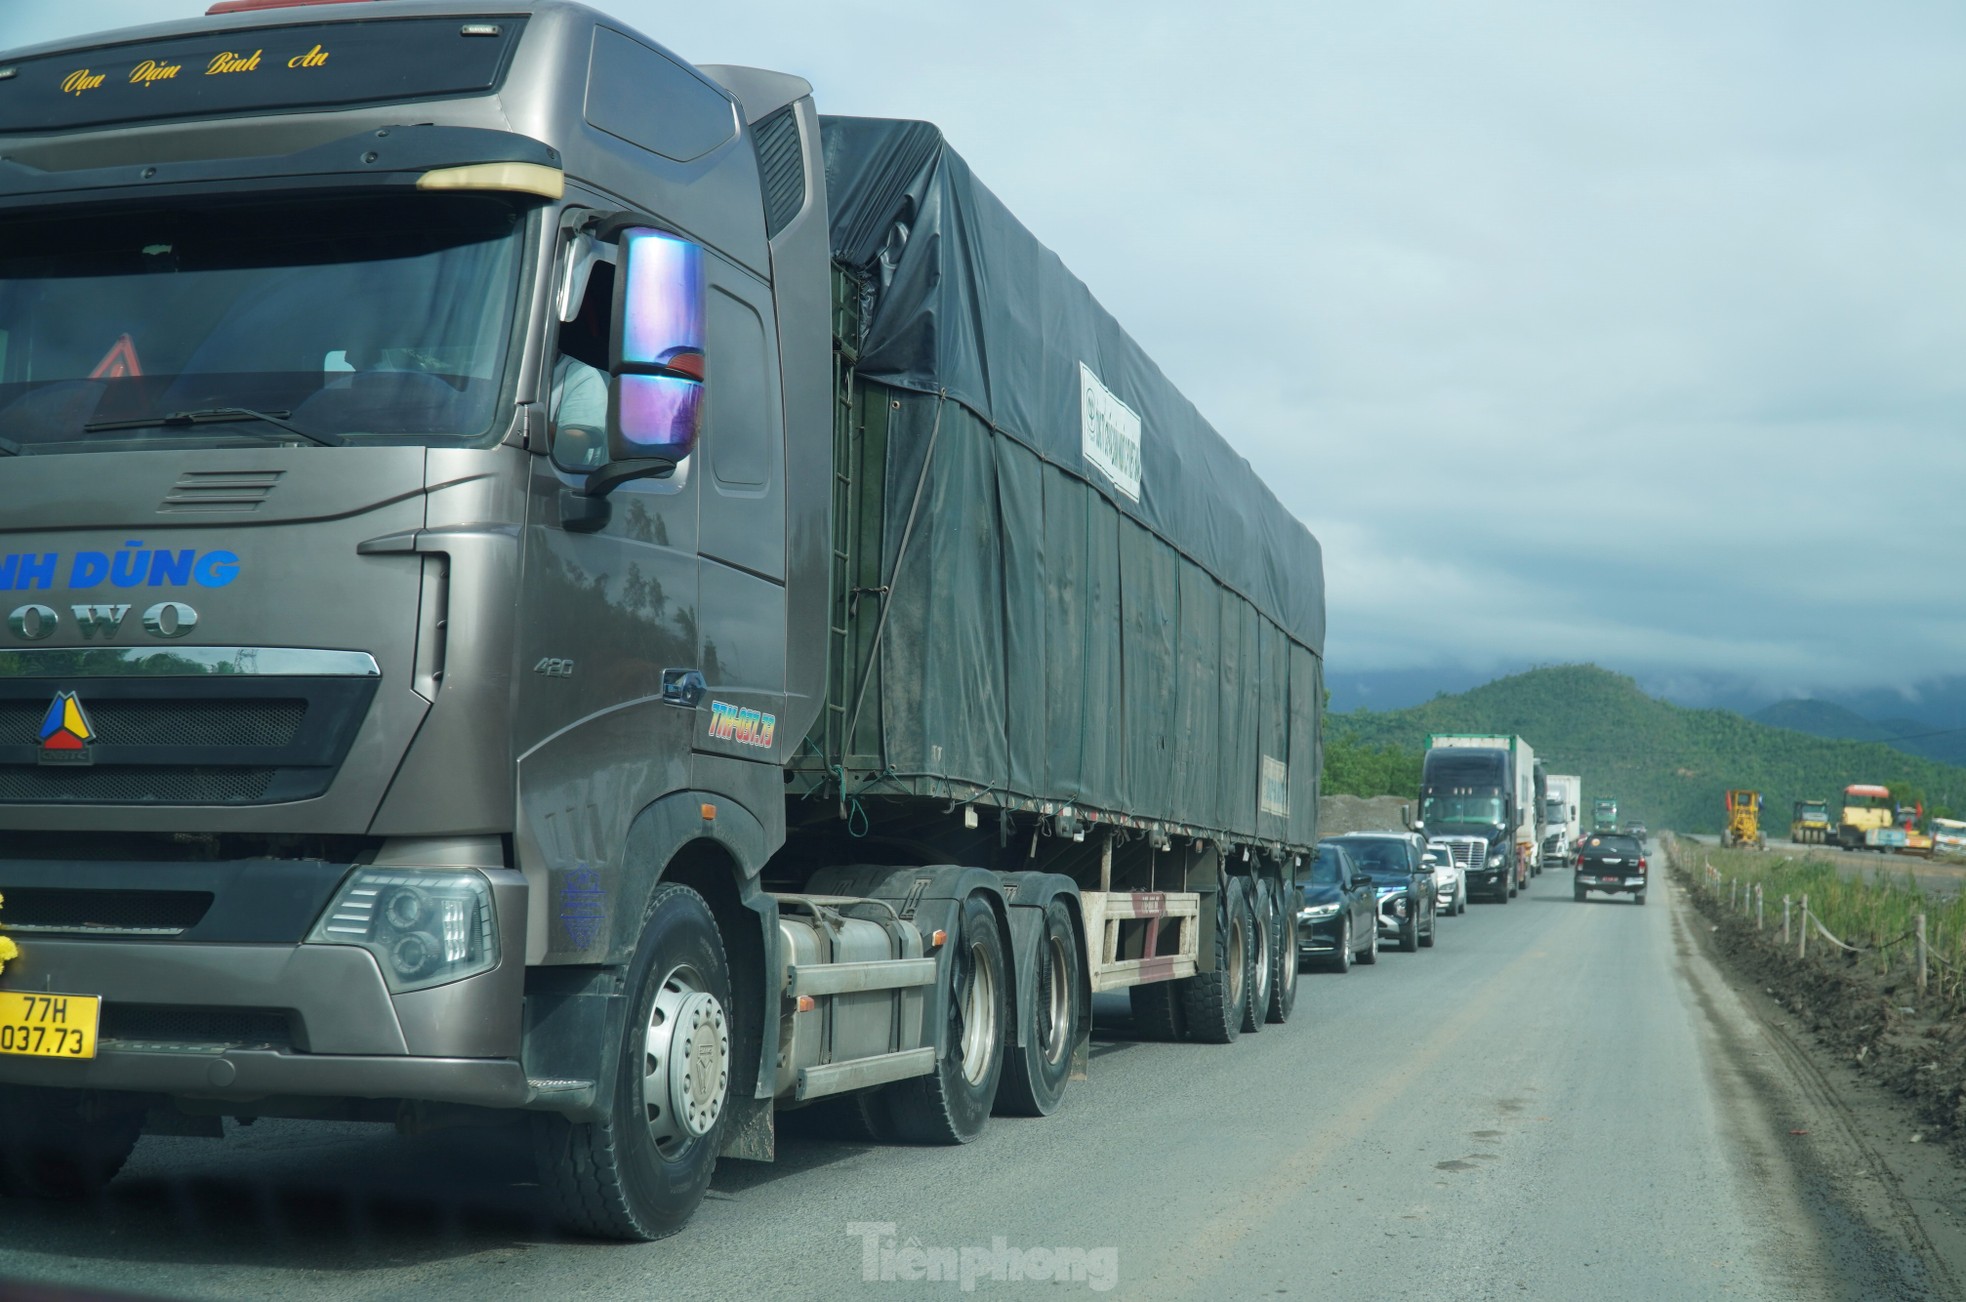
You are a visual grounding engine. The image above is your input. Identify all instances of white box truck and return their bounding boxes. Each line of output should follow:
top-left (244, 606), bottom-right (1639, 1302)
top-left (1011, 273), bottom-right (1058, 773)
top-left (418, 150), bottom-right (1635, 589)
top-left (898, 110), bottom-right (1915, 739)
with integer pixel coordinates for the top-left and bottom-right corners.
top-left (1544, 775), bottom-right (1581, 867)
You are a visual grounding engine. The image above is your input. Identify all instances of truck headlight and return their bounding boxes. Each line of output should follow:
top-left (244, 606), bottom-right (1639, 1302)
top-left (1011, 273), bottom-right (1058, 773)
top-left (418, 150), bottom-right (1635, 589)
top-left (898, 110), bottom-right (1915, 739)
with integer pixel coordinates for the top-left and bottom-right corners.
top-left (1487, 852), bottom-right (1507, 868)
top-left (308, 869), bottom-right (499, 993)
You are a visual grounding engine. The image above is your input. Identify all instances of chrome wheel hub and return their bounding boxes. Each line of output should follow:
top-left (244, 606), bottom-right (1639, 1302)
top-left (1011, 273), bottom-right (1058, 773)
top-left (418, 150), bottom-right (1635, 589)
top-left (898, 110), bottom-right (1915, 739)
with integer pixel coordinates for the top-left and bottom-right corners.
top-left (643, 970), bottom-right (729, 1153)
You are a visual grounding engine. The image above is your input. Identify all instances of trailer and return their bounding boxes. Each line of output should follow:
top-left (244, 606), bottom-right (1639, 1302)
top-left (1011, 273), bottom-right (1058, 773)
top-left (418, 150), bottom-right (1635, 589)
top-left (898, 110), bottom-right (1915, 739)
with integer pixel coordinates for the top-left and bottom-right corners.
top-left (0, 1), bottom-right (1323, 1240)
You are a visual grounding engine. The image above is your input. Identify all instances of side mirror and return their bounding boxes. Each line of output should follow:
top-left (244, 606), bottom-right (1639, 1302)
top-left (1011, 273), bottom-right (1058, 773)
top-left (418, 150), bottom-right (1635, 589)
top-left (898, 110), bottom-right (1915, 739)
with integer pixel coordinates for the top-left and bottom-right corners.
top-left (588, 227), bottom-right (706, 497)
top-left (1400, 803), bottom-right (1412, 828)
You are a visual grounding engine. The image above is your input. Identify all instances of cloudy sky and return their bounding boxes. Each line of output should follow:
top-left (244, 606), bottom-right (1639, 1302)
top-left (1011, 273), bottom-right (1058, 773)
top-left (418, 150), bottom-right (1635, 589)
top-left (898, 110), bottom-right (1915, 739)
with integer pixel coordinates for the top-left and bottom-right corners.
top-left (9, 0), bottom-right (1965, 713)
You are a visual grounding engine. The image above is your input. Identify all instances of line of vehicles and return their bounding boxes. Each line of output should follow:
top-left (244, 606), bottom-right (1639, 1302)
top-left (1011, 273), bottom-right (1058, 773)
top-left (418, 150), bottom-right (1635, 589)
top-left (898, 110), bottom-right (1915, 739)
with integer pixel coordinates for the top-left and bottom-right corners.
top-left (1299, 734), bottom-right (1648, 962)
top-left (1726, 784), bottom-right (1961, 857)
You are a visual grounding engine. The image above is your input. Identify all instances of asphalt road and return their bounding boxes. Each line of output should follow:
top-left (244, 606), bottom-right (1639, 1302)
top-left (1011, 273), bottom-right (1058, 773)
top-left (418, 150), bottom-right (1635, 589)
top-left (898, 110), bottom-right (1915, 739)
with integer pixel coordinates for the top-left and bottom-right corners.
top-left (0, 870), bottom-right (1954, 1300)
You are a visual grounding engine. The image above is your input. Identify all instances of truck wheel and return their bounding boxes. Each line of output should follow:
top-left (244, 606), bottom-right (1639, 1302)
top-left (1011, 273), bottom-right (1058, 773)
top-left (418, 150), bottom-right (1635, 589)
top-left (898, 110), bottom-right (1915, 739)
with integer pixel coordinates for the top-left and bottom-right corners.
top-left (1181, 879), bottom-right (1251, 1044)
top-left (0, 1087), bottom-right (142, 1199)
top-left (1242, 881), bottom-right (1273, 1034)
top-left (532, 882), bottom-right (732, 1242)
top-left (1574, 885), bottom-right (1586, 902)
top-left (1265, 895), bottom-right (1298, 1024)
top-left (862, 894), bottom-right (1006, 1143)
top-left (1128, 979), bottom-right (1185, 1040)
top-left (996, 899), bottom-right (1081, 1118)
top-left (1634, 890), bottom-right (1647, 906)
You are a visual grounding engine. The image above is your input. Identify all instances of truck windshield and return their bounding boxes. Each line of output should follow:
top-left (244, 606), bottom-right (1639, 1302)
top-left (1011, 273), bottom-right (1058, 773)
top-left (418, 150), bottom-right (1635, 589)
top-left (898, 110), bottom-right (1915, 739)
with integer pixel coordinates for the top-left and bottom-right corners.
top-left (0, 193), bottom-right (524, 450)
top-left (1421, 793), bottom-right (1504, 824)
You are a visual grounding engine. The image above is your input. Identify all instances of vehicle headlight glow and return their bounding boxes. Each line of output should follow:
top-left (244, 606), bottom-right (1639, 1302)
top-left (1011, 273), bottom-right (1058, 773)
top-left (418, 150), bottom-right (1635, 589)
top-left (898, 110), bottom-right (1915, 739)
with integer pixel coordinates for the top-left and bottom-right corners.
top-left (1299, 903), bottom-right (1340, 919)
top-left (308, 868), bottom-right (499, 993)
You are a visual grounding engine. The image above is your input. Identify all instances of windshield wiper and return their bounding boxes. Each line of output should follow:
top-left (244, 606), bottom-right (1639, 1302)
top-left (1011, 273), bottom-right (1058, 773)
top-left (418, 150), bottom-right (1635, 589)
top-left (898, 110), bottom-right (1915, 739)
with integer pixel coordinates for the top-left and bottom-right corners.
top-left (83, 407), bottom-right (345, 447)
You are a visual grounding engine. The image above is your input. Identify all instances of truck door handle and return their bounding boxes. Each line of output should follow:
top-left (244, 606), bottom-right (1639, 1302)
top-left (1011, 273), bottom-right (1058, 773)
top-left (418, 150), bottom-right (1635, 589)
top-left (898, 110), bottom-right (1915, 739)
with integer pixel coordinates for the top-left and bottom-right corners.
top-left (662, 669), bottom-right (706, 708)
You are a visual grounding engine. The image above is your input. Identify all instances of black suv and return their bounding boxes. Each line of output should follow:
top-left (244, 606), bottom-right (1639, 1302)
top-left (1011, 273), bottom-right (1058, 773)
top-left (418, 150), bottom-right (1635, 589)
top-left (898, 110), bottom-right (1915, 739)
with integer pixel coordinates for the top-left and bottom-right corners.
top-left (1321, 833), bottom-right (1438, 951)
top-left (1575, 833), bottom-right (1648, 904)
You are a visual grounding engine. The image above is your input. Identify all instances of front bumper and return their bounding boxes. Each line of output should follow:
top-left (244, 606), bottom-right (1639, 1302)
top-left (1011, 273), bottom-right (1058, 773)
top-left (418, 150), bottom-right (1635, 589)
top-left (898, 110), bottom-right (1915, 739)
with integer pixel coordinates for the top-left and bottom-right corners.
top-left (1296, 914), bottom-right (1344, 952)
top-left (1576, 872), bottom-right (1647, 895)
top-left (0, 871), bottom-right (529, 1108)
top-left (1471, 867), bottom-right (1509, 896)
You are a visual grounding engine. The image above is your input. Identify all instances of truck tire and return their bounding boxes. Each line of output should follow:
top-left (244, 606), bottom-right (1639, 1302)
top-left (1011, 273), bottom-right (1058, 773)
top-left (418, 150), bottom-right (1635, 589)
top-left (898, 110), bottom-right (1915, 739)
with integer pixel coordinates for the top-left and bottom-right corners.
top-left (1128, 979), bottom-right (1186, 1040)
top-left (1265, 890), bottom-right (1297, 1024)
top-left (0, 1087), bottom-right (142, 1199)
top-left (1574, 885), bottom-right (1586, 902)
top-left (1242, 880), bottom-right (1273, 1034)
top-left (532, 882), bottom-right (733, 1242)
top-left (861, 893), bottom-right (1006, 1143)
top-left (1634, 890), bottom-right (1647, 906)
top-left (1181, 879), bottom-right (1251, 1044)
top-left (996, 899), bottom-right (1081, 1118)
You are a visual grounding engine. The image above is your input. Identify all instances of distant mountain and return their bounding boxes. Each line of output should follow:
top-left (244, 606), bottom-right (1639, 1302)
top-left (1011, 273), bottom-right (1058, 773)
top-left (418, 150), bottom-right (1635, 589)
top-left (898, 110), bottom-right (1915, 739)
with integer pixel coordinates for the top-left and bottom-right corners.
top-left (1753, 699), bottom-right (1893, 742)
top-left (1327, 664), bottom-right (1966, 833)
top-left (1754, 698), bottom-right (1966, 767)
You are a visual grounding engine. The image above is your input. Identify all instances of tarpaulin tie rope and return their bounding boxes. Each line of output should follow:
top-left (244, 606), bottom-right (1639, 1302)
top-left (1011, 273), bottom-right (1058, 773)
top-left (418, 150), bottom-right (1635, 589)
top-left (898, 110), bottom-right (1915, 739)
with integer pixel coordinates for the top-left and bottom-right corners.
top-left (838, 389), bottom-right (949, 822)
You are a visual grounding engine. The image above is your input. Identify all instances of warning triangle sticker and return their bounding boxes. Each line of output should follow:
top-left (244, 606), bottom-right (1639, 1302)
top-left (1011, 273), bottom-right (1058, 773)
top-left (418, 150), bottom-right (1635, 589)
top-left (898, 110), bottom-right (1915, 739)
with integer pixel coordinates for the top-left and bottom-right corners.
top-left (89, 334), bottom-right (143, 379)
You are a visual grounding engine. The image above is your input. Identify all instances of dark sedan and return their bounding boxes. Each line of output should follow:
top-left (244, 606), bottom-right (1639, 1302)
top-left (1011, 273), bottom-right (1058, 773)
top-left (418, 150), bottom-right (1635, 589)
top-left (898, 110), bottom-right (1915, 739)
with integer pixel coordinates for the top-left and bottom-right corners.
top-left (1321, 833), bottom-right (1438, 952)
top-left (1297, 841), bottom-right (1380, 972)
top-left (1575, 833), bottom-right (1649, 904)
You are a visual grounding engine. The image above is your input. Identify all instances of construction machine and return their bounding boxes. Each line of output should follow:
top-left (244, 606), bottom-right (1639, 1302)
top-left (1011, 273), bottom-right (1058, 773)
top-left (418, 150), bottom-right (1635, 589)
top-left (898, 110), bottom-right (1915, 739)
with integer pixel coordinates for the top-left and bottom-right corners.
top-left (1723, 790), bottom-right (1767, 849)
top-left (1790, 799), bottom-right (1831, 845)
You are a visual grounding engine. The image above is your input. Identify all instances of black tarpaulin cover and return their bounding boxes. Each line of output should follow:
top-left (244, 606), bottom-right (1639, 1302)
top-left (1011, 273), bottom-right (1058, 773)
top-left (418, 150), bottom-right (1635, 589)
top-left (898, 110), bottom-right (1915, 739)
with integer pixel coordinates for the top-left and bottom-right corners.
top-left (822, 116), bottom-right (1324, 846)
top-left (823, 116), bottom-right (1324, 654)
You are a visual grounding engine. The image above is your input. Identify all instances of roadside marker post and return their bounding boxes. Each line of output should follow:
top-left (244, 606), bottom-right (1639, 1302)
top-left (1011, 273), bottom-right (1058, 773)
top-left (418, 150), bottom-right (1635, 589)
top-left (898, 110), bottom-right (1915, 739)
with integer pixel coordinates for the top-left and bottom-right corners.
top-left (1782, 895), bottom-right (1791, 944)
top-left (1799, 894), bottom-right (1809, 960)
top-left (1756, 884), bottom-right (1764, 931)
top-left (1917, 913), bottom-right (1928, 997)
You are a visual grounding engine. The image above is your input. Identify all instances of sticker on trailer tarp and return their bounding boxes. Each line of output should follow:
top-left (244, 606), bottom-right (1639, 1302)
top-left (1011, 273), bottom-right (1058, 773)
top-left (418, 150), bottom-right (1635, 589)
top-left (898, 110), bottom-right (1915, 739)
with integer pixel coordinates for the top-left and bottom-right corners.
top-left (1079, 362), bottom-right (1142, 501)
top-left (1259, 755), bottom-right (1289, 818)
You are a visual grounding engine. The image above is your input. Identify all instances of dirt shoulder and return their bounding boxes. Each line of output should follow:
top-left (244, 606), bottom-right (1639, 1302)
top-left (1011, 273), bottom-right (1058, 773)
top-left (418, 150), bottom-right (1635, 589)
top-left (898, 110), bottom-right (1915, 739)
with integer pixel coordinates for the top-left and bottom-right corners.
top-left (1667, 838), bottom-right (1966, 1294)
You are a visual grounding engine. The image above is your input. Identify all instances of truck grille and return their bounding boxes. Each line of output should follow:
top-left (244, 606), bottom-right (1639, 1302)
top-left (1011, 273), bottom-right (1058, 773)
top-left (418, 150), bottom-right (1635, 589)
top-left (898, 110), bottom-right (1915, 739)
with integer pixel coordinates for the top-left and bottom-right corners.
top-left (0, 699), bottom-right (305, 749)
top-left (0, 886), bottom-right (212, 935)
top-left (1438, 840), bottom-right (1483, 869)
top-left (0, 675), bottom-right (374, 806)
top-left (0, 766), bottom-right (275, 805)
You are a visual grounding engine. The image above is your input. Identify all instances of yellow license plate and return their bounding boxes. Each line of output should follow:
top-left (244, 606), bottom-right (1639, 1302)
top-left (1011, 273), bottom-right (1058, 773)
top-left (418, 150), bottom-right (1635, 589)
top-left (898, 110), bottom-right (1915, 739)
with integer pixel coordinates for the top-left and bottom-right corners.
top-left (0, 991), bottom-right (99, 1059)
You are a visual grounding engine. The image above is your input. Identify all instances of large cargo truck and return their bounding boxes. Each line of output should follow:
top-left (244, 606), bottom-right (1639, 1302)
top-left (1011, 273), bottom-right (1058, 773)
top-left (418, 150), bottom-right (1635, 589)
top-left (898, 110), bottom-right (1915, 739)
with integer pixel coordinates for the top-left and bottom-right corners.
top-left (1423, 735), bottom-right (1537, 884)
top-left (1592, 796), bottom-right (1619, 834)
top-left (1413, 744), bottom-right (1518, 902)
top-left (1544, 774), bottom-right (1581, 866)
top-left (0, 1), bottom-right (1324, 1240)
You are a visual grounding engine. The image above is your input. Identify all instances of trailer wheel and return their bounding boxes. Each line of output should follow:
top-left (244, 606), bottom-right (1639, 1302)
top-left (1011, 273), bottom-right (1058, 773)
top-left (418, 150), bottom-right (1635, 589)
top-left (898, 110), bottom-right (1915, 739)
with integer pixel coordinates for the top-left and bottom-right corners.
top-left (996, 899), bottom-right (1082, 1118)
top-left (1128, 979), bottom-right (1185, 1040)
top-left (1242, 880), bottom-right (1273, 1034)
top-left (0, 1087), bottom-right (142, 1199)
top-left (1181, 879), bottom-right (1251, 1044)
top-left (862, 894), bottom-right (1006, 1143)
top-left (1265, 890), bottom-right (1298, 1024)
top-left (533, 883), bottom-right (732, 1242)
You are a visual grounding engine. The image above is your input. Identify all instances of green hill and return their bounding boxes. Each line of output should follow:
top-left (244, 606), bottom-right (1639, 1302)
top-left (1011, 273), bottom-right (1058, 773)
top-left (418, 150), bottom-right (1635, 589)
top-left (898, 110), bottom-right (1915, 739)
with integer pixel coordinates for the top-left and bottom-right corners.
top-left (1325, 665), bottom-right (1966, 833)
